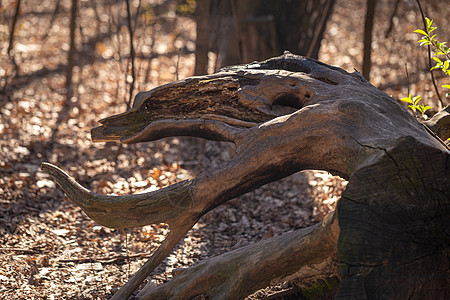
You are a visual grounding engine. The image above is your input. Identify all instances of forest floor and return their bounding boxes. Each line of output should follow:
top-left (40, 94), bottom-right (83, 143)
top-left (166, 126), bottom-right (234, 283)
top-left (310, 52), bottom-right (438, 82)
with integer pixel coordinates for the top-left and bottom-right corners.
top-left (0, 0), bottom-right (448, 299)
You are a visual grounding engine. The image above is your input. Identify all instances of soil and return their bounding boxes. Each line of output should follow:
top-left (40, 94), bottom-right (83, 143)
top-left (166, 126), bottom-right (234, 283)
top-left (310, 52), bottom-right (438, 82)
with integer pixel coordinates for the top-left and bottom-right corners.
top-left (0, 0), bottom-right (448, 299)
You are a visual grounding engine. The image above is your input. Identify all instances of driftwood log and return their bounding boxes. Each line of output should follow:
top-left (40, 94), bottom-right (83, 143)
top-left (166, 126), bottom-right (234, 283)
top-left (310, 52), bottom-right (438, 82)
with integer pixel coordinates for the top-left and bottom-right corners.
top-left (42, 53), bottom-right (450, 299)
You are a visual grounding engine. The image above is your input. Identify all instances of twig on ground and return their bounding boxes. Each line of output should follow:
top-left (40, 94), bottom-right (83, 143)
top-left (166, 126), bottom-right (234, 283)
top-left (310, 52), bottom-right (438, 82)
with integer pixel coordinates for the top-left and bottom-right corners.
top-left (0, 247), bottom-right (42, 254)
top-left (57, 251), bottom-right (155, 265)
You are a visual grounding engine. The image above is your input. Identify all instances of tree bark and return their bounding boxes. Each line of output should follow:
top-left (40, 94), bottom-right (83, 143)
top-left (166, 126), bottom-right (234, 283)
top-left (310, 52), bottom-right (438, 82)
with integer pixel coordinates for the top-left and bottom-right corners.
top-left (336, 136), bottom-right (450, 299)
top-left (42, 53), bottom-right (450, 299)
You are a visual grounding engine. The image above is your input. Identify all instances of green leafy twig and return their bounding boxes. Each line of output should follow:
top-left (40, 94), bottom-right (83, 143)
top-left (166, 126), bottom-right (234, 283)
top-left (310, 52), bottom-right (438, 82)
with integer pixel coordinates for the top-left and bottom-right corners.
top-left (414, 17), bottom-right (450, 99)
top-left (415, 18), bottom-right (450, 77)
top-left (415, 0), bottom-right (445, 106)
top-left (401, 17), bottom-right (449, 120)
top-left (400, 94), bottom-right (431, 119)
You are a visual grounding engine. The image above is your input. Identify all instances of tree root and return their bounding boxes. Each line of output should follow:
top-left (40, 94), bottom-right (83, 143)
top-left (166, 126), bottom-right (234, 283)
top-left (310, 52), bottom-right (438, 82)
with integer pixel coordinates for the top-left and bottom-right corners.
top-left (136, 211), bottom-right (339, 300)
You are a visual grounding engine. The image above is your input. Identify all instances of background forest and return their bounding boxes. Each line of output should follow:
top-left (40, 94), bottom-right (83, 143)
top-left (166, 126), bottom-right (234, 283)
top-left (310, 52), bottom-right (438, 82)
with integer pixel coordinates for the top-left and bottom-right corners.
top-left (0, 0), bottom-right (448, 299)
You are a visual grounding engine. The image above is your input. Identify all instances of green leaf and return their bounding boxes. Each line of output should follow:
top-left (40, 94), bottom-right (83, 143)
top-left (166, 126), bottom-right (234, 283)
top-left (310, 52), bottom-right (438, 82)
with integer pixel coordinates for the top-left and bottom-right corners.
top-left (414, 29), bottom-right (428, 36)
top-left (419, 105), bottom-right (431, 119)
top-left (433, 57), bottom-right (442, 63)
top-left (421, 105), bottom-right (432, 111)
top-left (400, 94), bottom-right (413, 104)
top-left (413, 95), bottom-right (422, 105)
top-left (443, 85), bottom-right (450, 89)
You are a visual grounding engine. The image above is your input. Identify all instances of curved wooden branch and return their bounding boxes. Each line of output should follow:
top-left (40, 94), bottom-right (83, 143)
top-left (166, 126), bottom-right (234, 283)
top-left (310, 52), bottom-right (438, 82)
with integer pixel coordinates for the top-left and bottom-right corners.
top-left (40, 162), bottom-right (195, 228)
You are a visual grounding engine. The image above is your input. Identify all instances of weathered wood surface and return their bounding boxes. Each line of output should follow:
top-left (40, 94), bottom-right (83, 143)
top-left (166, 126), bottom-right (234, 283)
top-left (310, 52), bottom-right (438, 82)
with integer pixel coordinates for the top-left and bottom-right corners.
top-left (424, 105), bottom-right (450, 141)
top-left (337, 137), bottom-right (450, 299)
top-left (42, 53), bottom-right (450, 299)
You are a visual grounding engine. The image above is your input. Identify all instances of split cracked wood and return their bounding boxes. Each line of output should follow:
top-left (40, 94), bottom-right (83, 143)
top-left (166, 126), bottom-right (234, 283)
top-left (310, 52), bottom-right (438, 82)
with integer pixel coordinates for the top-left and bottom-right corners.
top-left (42, 52), bottom-right (450, 299)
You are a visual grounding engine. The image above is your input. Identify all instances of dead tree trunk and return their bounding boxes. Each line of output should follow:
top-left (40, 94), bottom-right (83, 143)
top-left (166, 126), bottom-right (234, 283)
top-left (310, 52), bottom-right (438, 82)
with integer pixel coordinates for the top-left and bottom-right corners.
top-left (42, 53), bottom-right (450, 299)
top-left (214, 0), bottom-right (336, 66)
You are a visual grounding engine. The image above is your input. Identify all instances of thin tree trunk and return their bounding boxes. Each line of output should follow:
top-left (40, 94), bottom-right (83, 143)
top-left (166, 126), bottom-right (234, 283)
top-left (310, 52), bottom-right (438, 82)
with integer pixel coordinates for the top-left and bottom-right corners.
top-left (194, 0), bottom-right (211, 75)
top-left (307, 0), bottom-right (336, 58)
top-left (50, 0), bottom-right (78, 142)
top-left (43, 0), bottom-right (61, 40)
top-left (362, 0), bottom-right (376, 81)
top-left (125, 0), bottom-right (137, 109)
top-left (384, 0), bottom-right (401, 38)
top-left (7, 0), bottom-right (21, 55)
top-left (66, 0), bottom-right (78, 100)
